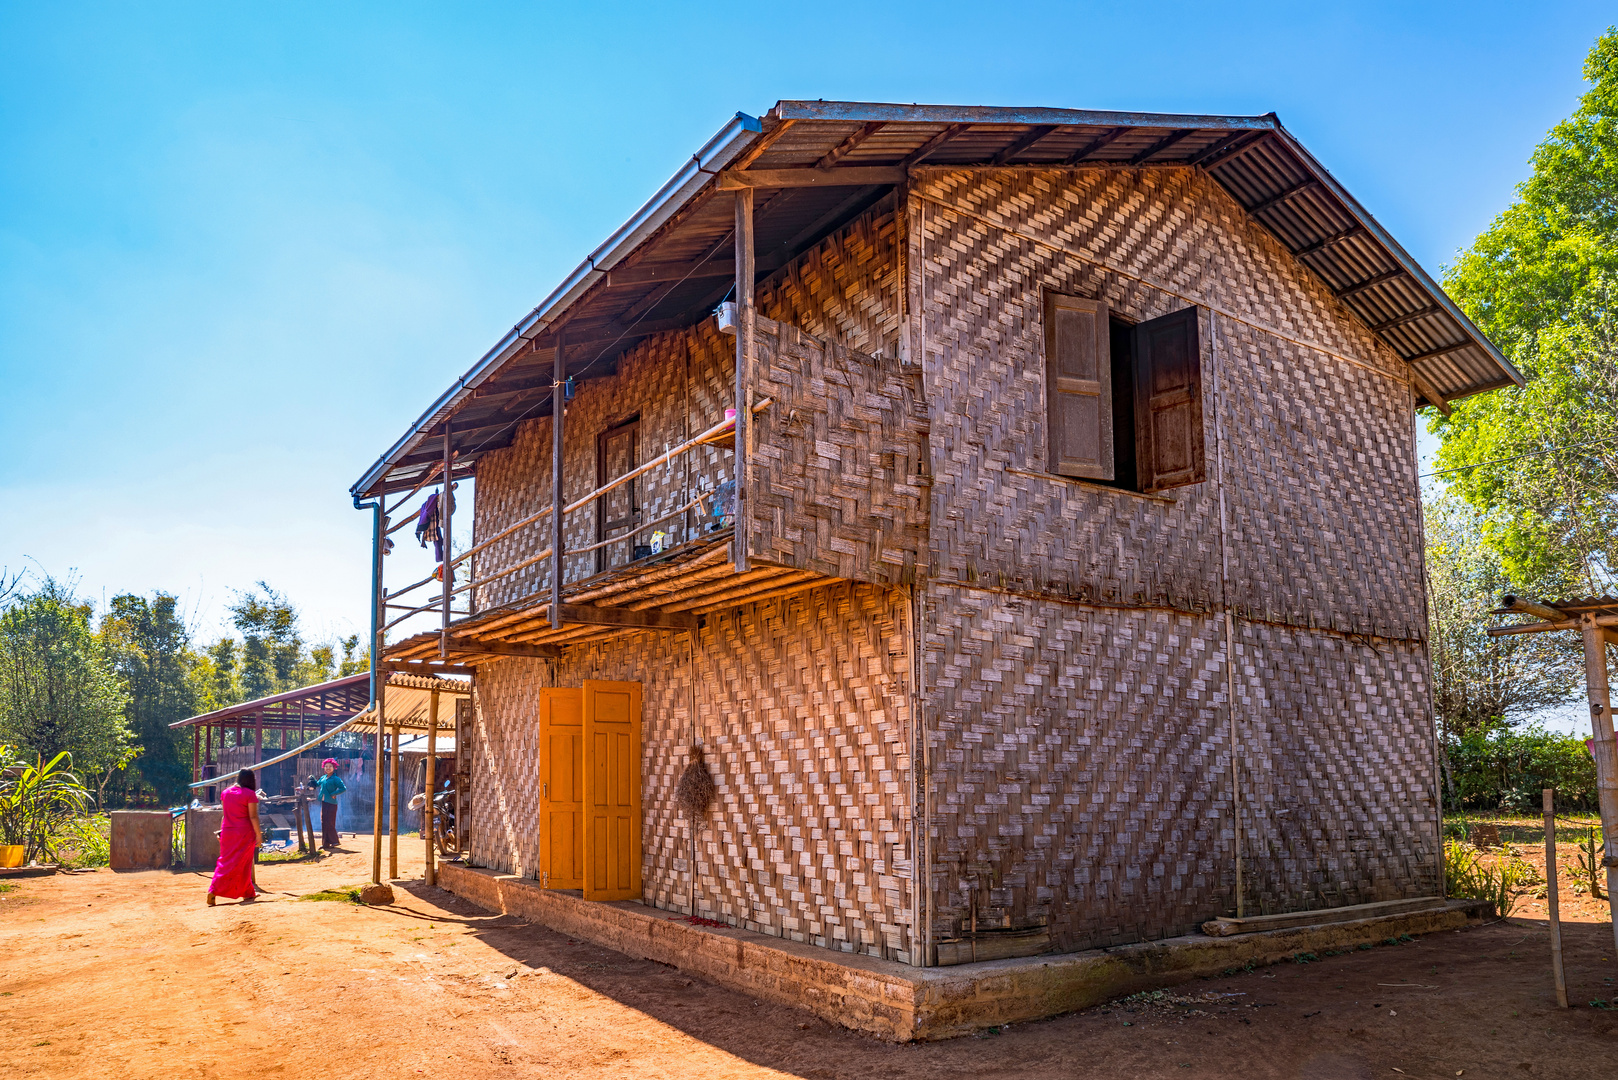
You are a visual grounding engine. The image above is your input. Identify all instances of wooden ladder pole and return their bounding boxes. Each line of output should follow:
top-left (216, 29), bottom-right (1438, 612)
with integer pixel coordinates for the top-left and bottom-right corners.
top-left (1544, 788), bottom-right (1568, 1008)
top-left (440, 419), bottom-right (453, 658)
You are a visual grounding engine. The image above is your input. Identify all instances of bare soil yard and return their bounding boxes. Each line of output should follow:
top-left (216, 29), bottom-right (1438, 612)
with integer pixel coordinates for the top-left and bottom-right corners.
top-left (2, 839), bottom-right (1614, 1079)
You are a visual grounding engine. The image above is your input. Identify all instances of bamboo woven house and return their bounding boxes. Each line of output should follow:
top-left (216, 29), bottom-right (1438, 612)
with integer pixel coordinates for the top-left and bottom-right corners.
top-left (352, 102), bottom-right (1520, 968)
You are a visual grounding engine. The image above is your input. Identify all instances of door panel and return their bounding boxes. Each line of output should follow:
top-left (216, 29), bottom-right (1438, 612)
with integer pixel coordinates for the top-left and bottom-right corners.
top-left (538, 687), bottom-right (583, 890)
top-left (582, 679), bottom-right (642, 901)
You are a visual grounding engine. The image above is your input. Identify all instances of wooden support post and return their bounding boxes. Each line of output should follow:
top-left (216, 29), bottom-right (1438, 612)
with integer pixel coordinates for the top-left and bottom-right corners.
top-left (440, 420), bottom-right (453, 657)
top-left (733, 186), bottom-right (754, 575)
top-left (1580, 616), bottom-right (1618, 957)
top-left (551, 332), bottom-right (566, 630)
top-left (1544, 789), bottom-right (1568, 1008)
top-left (370, 680), bottom-right (386, 884)
top-left (191, 727), bottom-right (200, 787)
top-left (388, 721), bottom-right (401, 880)
top-left (425, 690), bottom-right (439, 887)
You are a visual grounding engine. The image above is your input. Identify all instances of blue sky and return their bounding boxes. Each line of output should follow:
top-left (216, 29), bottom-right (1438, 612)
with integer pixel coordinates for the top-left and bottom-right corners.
top-left (1, 1), bottom-right (1611, 657)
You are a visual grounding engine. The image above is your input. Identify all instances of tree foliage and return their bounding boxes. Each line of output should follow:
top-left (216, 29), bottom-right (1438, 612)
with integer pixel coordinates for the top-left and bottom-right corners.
top-left (0, 580), bottom-right (134, 802)
top-left (1436, 28), bottom-right (1618, 594)
top-left (1424, 493), bottom-right (1580, 738)
top-left (98, 592), bottom-right (200, 804)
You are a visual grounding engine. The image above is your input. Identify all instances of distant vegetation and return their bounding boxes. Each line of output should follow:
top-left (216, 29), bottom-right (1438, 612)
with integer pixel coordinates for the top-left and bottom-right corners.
top-left (1426, 29), bottom-right (1618, 810)
top-left (0, 573), bottom-right (365, 808)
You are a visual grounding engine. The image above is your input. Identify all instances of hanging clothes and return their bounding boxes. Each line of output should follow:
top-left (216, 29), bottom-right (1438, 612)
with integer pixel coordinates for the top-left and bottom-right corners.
top-left (415, 492), bottom-right (440, 551)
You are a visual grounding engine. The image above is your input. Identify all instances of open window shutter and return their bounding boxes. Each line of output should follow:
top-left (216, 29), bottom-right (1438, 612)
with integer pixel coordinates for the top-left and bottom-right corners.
top-left (1132, 307), bottom-right (1206, 493)
top-left (1044, 294), bottom-right (1113, 480)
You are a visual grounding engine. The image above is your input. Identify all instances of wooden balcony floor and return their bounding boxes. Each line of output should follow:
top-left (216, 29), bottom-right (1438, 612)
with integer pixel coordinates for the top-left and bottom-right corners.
top-left (384, 528), bottom-right (835, 663)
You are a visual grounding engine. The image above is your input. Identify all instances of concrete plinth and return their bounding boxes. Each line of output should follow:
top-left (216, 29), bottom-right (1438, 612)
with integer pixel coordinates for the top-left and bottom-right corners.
top-left (436, 862), bottom-right (1488, 1041)
top-left (109, 811), bottom-right (172, 871)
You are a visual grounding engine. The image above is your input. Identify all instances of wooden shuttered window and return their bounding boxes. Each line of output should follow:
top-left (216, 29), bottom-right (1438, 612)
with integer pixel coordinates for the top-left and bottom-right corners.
top-left (1044, 294), bottom-right (1114, 480)
top-left (1132, 307), bottom-right (1206, 493)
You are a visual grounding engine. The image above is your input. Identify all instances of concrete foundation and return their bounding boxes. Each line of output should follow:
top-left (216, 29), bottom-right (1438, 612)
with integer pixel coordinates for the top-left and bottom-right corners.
top-left (109, 811), bottom-right (172, 871)
top-left (437, 862), bottom-right (1488, 1041)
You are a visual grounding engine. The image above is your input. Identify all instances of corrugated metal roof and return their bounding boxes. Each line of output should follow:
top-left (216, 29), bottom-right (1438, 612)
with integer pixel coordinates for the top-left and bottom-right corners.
top-left (352, 101), bottom-right (1520, 498)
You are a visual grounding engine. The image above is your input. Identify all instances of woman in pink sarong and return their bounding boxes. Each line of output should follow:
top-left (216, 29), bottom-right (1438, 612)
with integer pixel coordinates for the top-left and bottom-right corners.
top-left (207, 768), bottom-right (262, 905)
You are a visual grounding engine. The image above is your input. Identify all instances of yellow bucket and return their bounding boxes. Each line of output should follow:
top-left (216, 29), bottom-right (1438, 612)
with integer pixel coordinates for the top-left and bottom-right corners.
top-left (0, 845), bottom-right (24, 869)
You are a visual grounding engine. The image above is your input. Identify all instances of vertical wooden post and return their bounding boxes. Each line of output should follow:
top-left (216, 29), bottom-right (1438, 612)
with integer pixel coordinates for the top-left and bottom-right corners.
top-left (551, 332), bottom-right (566, 630)
top-left (440, 421), bottom-right (453, 657)
top-left (191, 727), bottom-right (200, 788)
top-left (1580, 617), bottom-right (1618, 956)
top-left (388, 720), bottom-right (401, 880)
top-left (370, 681), bottom-right (386, 884)
top-left (1544, 788), bottom-right (1568, 1008)
top-left (425, 690), bottom-right (439, 887)
top-left (733, 187), bottom-right (755, 574)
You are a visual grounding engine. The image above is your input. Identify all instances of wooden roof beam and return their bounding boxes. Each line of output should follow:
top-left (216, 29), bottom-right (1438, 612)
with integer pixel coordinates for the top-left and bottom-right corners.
top-left (443, 638), bottom-right (561, 659)
top-left (1334, 268), bottom-right (1407, 300)
top-left (992, 125), bottom-right (1059, 165)
top-left (1129, 128), bottom-right (1197, 165)
top-left (901, 123), bottom-right (969, 167)
top-left (1247, 177), bottom-right (1321, 216)
top-left (718, 166), bottom-right (905, 190)
top-left (815, 121), bottom-right (886, 168)
top-left (1065, 126), bottom-right (1127, 164)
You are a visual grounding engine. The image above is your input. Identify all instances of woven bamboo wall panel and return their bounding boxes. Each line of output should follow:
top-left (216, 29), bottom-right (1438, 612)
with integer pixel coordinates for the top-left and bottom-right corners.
top-left (923, 583), bottom-right (1439, 952)
top-left (747, 315), bottom-right (930, 584)
top-left (467, 582), bottom-right (917, 963)
top-left (471, 323), bottom-right (737, 610)
top-left (1230, 619), bottom-right (1440, 914)
top-left (757, 204), bottom-right (903, 358)
top-left (912, 168), bottom-right (1424, 639)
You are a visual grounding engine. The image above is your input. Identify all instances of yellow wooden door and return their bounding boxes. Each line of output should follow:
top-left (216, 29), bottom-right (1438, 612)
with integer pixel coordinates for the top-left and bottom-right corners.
top-left (582, 679), bottom-right (642, 901)
top-left (538, 687), bottom-right (584, 890)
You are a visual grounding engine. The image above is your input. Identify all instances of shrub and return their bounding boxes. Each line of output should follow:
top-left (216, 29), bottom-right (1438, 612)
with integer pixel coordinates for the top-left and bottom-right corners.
top-left (1444, 838), bottom-right (1532, 914)
top-left (1444, 722), bottom-right (1598, 811)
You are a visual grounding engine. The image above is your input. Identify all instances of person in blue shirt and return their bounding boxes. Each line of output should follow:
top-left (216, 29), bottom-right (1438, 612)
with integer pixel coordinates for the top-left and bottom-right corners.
top-left (312, 758), bottom-right (347, 850)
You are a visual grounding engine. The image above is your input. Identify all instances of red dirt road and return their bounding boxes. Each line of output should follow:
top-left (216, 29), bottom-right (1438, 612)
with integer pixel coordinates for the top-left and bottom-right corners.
top-left (2, 839), bottom-right (1614, 1079)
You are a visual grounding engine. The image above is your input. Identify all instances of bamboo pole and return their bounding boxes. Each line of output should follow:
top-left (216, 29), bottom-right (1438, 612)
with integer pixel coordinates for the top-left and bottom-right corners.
top-left (733, 186), bottom-right (755, 575)
top-left (370, 679), bottom-right (386, 883)
top-left (1544, 788), bottom-right (1568, 1008)
top-left (440, 421), bottom-right (453, 658)
top-left (551, 332), bottom-right (566, 631)
top-left (1579, 616), bottom-right (1618, 957)
top-left (388, 721), bottom-right (401, 879)
top-left (425, 690), bottom-right (439, 887)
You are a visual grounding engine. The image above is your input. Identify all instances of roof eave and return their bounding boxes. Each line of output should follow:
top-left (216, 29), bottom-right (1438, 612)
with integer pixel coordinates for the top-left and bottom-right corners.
top-left (349, 110), bottom-right (765, 499)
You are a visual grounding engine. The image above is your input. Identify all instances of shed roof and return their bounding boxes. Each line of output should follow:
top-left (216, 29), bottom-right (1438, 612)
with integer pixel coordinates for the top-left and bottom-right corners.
top-left (352, 101), bottom-right (1521, 498)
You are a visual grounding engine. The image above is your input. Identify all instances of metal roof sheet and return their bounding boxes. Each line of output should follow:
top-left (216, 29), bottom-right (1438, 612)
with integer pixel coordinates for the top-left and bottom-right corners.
top-left (352, 101), bottom-right (1520, 498)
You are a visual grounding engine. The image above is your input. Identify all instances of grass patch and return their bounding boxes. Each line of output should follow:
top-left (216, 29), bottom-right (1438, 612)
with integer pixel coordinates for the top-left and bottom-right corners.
top-left (297, 884), bottom-right (363, 904)
top-left (0, 881), bottom-right (17, 895)
top-left (259, 848), bottom-right (321, 865)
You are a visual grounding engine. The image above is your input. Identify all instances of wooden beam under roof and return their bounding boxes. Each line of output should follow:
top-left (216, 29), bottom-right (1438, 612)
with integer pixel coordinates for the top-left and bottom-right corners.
top-left (901, 123), bottom-right (968, 166)
top-left (1247, 177), bottom-right (1321, 216)
top-left (815, 121), bottom-right (885, 168)
top-left (442, 638), bottom-right (561, 659)
top-left (718, 166), bottom-right (906, 190)
top-left (1130, 128), bottom-right (1197, 165)
top-left (1065, 126), bottom-right (1127, 164)
top-left (991, 124), bottom-right (1059, 165)
top-left (1334, 268), bottom-right (1406, 300)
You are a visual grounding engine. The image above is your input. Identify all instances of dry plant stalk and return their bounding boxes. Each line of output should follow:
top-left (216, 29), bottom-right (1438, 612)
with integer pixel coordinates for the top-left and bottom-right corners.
top-left (675, 744), bottom-right (716, 821)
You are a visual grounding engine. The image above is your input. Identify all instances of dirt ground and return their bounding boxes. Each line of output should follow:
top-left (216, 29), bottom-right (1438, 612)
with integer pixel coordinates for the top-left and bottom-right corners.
top-left (2, 839), bottom-right (1615, 1080)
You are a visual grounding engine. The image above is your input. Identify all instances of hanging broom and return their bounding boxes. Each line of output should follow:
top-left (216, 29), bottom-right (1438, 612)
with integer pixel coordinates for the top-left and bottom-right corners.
top-left (674, 744), bottom-right (716, 821)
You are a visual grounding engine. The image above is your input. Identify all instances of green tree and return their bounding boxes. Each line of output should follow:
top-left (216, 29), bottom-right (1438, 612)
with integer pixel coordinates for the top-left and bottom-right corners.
top-left (229, 583), bottom-right (303, 699)
top-left (0, 580), bottom-right (135, 805)
top-left (196, 637), bottom-right (241, 711)
top-left (99, 593), bottom-right (199, 804)
top-left (1436, 28), bottom-right (1618, 593)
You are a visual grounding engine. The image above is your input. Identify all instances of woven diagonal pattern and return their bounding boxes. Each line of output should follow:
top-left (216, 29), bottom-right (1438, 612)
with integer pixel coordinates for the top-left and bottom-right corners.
top-left (471, 323), bottom-right (736, 610)
top-left (467, 583), bottom-right (917, 962)
top-left (913, 168), bottom-right (1424, 639)
top-left (749, 315), bottom-right (930, 584)
top-left (758, 205), bottom-right (902, 358)
top-left (1233, 621), bottom-right (1440, 915)
top-left (923, 583), bottom-right (1439, 952)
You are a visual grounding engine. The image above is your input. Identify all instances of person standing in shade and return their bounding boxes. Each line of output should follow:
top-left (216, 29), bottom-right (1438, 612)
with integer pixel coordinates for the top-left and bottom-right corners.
top-left (313, 758), bottom-right (347, 849)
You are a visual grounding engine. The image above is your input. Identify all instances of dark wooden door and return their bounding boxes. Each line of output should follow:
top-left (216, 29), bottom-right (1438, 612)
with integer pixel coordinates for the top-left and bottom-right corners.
top-left (595, 419), bottom-right (640, 572)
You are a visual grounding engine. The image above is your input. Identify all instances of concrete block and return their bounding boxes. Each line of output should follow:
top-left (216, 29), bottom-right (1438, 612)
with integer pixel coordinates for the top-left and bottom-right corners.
top-left (110, 811), bottom-right (172, 871)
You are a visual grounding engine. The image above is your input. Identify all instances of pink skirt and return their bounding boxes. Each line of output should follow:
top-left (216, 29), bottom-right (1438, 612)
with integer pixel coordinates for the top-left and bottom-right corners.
top-left (209, 827), bottom-right (257, 899)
